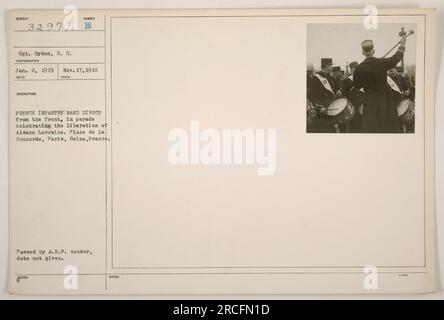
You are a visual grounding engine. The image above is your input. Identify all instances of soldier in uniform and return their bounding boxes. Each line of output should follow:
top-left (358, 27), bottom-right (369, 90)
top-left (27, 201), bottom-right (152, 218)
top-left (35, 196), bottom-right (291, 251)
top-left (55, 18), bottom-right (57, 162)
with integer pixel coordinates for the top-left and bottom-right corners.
top-left (393, 67), bottom-right (409, 93)
top-left (395, 66), bottom-right (415, 100)
top-left (342, 61), bottom-right (358, 97)
top-left (353, 37), bottom-right (407, 133)
top-left (331, 65), bottom-right (343, 93)
top-left (342, 61), bottom-right (364, 132)
top-left (388, 67), bottom-right (397, 79)
top-left (309, 58), bottom-right (337, 133)
top-left (306, 63), bottom-right (317, 132)
top-left (306, 63), bottom-right (315, 103)
top-left (387, 67), bottom-right (403, 103)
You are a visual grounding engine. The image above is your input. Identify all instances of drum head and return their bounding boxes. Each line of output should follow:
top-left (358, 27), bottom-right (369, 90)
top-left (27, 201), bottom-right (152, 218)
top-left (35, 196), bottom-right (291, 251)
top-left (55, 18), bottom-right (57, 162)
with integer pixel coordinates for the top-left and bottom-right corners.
top-left (327, 98), bottom-right (348, 116)
top-left (397, 99), bottom-right (414, 116)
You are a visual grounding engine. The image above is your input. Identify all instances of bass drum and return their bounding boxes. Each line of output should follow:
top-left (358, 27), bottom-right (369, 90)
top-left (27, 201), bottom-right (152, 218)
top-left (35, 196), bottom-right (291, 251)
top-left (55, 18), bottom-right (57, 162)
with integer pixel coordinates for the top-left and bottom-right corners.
top-left (397, 99), bottom-right (415, 125)
top-left (327, 97), bottom-right (356, 125)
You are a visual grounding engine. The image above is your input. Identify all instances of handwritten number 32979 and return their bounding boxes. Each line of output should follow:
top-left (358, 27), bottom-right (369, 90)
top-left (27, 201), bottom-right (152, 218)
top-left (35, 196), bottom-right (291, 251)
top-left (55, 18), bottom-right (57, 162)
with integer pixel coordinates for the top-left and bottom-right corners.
top-left (28, 22), bottom-right (63, 31)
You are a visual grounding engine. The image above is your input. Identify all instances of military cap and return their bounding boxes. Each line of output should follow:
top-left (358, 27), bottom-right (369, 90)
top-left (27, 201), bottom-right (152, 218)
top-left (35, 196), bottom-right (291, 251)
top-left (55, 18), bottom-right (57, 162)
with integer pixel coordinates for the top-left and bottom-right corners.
top-left (321, 58), bottom-right (333, 67)
top-left (361, 39), bottom-right (374, 52)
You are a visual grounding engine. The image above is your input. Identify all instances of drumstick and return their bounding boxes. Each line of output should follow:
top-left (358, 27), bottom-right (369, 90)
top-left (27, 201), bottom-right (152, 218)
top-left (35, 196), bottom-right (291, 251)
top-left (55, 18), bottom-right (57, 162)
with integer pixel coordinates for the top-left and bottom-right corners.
top-left (382, 30), bottom-right (414, 58)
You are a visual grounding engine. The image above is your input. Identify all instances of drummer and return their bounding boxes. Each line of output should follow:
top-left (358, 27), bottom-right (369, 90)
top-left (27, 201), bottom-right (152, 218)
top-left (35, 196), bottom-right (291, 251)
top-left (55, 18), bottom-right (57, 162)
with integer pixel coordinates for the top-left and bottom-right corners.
top-left (309, 58), bottom-right (337, 132)
top-left (395, 66), bottom-right (415, 101)
top-left (342, 61), bottom-right (364, 132)
top-left (387, 67), bottom-right (403, 104)
top-left (392, 67), bottom-right (407, 93)
top-left (393, 66), bottom-right (415, 133)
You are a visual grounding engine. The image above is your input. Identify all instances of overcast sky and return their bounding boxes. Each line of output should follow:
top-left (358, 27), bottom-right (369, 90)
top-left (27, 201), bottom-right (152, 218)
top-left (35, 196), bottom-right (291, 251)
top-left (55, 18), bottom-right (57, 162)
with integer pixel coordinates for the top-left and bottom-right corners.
top-left (307, 23), bottom-right (417, 71)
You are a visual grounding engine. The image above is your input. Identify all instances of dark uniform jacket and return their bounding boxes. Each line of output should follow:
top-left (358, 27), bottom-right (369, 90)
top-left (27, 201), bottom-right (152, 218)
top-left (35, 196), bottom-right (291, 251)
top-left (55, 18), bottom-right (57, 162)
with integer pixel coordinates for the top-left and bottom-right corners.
top-left (395, 75), bottom-right (415, 101)
top-left (332, 76), bottom-right (343, 94)
top-left (307, 73), bottom-right (315, 104)
top-left (342, 77), bottom-right (353, 97)
top-left (308, 71), bottom-right (336, 133)
top-left (342, 75), bottom-right (365, 107)
top-left (310, 71), bottom-right (335, 107)
top-left (388, 74), bottom-right (403, 104)
top-left (353, 49), bottom-right (404, 133)
top-left (341, 74), bottom-right (365, 133)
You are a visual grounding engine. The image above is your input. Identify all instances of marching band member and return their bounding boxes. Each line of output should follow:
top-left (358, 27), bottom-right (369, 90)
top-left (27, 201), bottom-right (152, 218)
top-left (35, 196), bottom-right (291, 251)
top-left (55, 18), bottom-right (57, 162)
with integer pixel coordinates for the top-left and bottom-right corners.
top-left (306, 63), bottom-right (315, 103)
top-left (342, 61), bottom-right (364, 133)
top-left (394, 66), bottom-right (415, 100)
top-left (341, 61), bottom-right (358, 97)
top-left (387, 68), bottom-right (403, 103)
top-left (331, 65), bottom-right (343, 94)
top-left (353, 37), bottom-right (407, 133)
top-left (387, 66), bottom-right (415, 133)
top-left (309, 58), bottom-right (337, 133)
top-left (306, 63), bottom-right (317, 133)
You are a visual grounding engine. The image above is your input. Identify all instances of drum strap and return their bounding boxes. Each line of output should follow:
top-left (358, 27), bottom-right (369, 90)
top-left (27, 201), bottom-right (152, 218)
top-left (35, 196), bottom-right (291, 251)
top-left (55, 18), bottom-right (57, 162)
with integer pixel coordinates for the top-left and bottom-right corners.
top-left (387, 76), bottom-right (402, 93)
top-left (315, 73), bottom-right (334, 94)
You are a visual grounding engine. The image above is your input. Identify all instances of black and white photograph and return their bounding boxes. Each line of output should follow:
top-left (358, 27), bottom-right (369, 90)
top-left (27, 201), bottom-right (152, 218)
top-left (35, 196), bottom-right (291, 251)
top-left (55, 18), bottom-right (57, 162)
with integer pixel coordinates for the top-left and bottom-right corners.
top-left (307, 23), bottom-right (417, 133)
top-left (2, 4), bottom-right (441, 301)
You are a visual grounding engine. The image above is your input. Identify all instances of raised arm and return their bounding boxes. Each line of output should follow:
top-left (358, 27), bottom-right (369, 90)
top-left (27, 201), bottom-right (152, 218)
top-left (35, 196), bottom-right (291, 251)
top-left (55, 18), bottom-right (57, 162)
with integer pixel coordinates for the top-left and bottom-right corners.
top-left (383, 36), bottom-right (407, 71)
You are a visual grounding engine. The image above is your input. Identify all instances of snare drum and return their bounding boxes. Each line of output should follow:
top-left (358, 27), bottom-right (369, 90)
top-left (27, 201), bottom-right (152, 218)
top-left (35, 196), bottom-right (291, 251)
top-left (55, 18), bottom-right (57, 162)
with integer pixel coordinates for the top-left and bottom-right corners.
top-left (397, 99), bottom-right (415, 125)
top-left (327, 97), bottom-right (356, 125)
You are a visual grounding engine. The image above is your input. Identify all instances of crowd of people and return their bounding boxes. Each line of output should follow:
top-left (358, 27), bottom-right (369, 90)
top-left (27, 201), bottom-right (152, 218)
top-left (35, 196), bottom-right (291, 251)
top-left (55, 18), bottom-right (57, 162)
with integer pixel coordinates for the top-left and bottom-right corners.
top-left (307, 36), bottom-right (416, 134)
